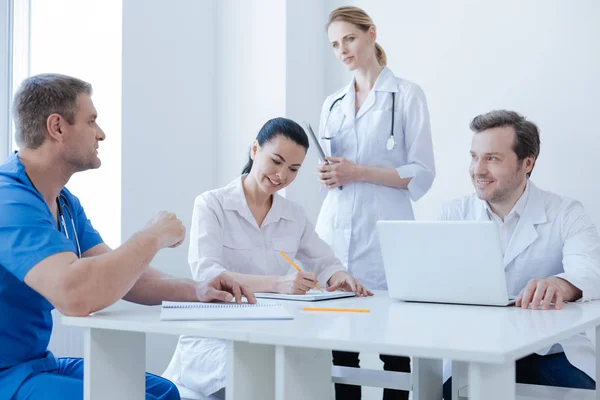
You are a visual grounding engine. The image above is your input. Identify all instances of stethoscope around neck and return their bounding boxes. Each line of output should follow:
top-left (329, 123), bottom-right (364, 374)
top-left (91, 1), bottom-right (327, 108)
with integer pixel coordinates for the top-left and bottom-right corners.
top-left (321, 91), bottom-right (397, 151)
top-left (24, 169), bottom-right (82, 258)
top-left (57, 194), bottom-right (82, 258)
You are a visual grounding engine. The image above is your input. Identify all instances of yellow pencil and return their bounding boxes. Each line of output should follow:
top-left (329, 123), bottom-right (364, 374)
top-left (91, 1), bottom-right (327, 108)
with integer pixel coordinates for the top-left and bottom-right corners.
top-left (302, 307), bottom-right (370, 313)
top-left (279, 251), bottom-right (323, 291)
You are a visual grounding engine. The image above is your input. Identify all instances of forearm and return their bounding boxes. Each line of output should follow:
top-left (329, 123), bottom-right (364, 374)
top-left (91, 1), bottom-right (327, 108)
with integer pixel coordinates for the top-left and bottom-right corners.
top-left (123, 267), bottom-right (198, 305)
top-left (65, 231), bottom-right (160, 314)
top-left (224, 271), bottom-right (279, 293)
top-left (357, 165), bottom-right (412, 189)
top-left (552, 276), bottom-right (582, 301)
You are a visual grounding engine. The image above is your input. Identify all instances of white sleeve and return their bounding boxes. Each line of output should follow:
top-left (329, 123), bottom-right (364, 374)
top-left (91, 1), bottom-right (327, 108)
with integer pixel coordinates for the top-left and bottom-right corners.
top-left (554, 200), bottom-right (600, 302)
top-left (395, 84), bottom-right (436, 202)
top-left (294, 209), bottom-right (345, 286)
top-left (188, 193), bottom-right (228, 282)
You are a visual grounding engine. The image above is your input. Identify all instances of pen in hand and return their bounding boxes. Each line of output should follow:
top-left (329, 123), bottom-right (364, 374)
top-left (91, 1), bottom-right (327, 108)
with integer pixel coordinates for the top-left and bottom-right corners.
top-left (279, 251), bottom-right (323, 292)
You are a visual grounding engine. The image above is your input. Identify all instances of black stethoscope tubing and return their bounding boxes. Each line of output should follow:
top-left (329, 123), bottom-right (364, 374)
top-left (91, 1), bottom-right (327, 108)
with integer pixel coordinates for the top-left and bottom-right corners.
top-left (327, 92), bottom-right (396, 145)
top-left (25, 169), bottom-right (81, 258)
top-left (57, 194), bottom-right (82, 258)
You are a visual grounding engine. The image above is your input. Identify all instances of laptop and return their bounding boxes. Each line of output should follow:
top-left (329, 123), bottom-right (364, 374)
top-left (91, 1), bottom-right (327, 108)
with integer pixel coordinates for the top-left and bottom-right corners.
top-left (377, 221), bottom-right (517, 306)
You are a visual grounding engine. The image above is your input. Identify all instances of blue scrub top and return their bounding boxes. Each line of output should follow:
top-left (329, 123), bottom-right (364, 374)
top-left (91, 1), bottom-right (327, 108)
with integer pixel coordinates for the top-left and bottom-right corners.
top-left (0, 153), bottom-right (103, 398)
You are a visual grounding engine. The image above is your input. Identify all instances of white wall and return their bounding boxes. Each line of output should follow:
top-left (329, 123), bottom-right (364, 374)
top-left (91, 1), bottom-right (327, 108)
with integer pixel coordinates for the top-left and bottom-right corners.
top-left (283, 0), bottom-right (328, 223)
top-left (345, 0), bottom-right (600, 226)
top-left (122, 0), bottom-right (218, 374)
top-left (216, 0), bottom-right (286, 187)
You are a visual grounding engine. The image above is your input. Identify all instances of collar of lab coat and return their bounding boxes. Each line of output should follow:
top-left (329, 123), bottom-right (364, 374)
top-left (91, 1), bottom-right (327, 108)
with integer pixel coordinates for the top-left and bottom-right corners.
top-left (337, 66), bottom-right (399, 122)
top-left (475, 180), bottom-right (547, 267)
top-left (222, 175), bottom-right (296, 230)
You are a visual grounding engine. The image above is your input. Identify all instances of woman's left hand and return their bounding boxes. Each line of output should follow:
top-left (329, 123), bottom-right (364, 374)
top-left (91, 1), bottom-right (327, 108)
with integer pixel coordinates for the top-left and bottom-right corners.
top-left (316, 157), bottom-right (362, 189)
top-left (326, 271), bottom-right (373, 297)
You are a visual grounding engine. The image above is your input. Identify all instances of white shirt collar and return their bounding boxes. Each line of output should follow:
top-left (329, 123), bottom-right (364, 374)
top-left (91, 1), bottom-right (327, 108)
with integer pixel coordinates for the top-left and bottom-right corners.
top-left (222, 175), bottom-right (296, 225)
top-left (340, 66), bottom-right (398, 98)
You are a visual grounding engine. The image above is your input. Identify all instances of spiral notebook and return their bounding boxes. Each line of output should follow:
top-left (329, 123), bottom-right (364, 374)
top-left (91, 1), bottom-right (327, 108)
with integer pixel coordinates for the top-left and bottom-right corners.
top-left (160, 301), bottom-right (294, 321)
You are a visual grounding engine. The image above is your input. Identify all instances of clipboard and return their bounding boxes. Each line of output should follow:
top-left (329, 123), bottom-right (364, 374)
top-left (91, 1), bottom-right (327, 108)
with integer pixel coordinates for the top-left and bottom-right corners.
top-left (254, 290), bottom-right (356, 302)
top-left (303, 123), bottom-right (343, 190)
top-left (303, 123), bottom-right (328, 163)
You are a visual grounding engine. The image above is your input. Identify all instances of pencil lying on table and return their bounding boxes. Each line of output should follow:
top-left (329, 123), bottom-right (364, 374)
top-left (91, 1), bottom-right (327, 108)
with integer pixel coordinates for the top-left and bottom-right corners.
top-left (302, 307), bottom-right (370, 313)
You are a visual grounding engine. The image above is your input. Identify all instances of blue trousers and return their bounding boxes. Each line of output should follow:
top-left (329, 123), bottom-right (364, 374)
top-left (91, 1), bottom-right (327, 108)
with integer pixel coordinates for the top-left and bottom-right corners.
top-left (443, 352), bottom-right (595, 399)
top-left (14, 358), bottom-right (180, 400)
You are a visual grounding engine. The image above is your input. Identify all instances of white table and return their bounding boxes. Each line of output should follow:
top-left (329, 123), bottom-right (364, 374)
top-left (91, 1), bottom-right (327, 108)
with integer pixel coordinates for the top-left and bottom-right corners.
top-left (63, 291), bottom-right (600, 400)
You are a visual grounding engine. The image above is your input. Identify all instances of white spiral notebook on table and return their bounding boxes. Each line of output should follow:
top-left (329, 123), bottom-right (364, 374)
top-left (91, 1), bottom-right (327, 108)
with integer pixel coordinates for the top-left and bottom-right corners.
top-left (160, 301), bottom-right (294, 321)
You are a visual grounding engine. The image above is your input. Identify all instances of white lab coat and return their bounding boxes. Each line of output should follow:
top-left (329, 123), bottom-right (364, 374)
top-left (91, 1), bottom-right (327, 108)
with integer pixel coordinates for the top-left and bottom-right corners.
top-left (315, 67), bottom-right (435, 290)
top-left (440, 180), bottom-right (600, 381)
top-left (162, 176), bottom-right (345, 396)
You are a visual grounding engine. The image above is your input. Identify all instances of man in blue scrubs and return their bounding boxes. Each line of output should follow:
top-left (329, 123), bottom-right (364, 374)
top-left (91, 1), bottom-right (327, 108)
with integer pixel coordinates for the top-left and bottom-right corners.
top-left (0, 73), bottom-right (255, 400)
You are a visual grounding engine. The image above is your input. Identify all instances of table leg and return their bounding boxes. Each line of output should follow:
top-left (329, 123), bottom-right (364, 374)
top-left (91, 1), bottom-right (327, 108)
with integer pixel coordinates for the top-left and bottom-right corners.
top-left (227, 341), bottom-right (275, 400)
top-left (83, 328), bottom-right (146, 400)
top-left (412, 357), bottom-right (443, 400)
top-left (453, 361), bottom-right (467, 400)
top-left (275, 346), bottom-right (332, 400)
top-left (468, 361), bottom-right (515, 400)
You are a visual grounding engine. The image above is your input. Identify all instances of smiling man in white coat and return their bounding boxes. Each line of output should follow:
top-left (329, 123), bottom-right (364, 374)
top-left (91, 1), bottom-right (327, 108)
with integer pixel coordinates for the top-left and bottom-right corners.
top-left (440, 110), bottom-right (600, 398)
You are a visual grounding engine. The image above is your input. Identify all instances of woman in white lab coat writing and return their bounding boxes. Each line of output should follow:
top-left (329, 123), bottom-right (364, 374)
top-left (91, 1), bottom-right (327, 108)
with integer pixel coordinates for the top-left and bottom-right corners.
top-left (315, 7), bottom-right (436, 400)
top-left (162, 117), bottom-right (371, 399)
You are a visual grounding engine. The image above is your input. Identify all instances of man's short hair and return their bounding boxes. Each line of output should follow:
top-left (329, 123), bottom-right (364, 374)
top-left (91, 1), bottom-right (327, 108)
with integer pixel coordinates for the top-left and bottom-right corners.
top-left (12, 73), bottom-right (92, 149)
top-left (470, 110), bottom-right (541, 177)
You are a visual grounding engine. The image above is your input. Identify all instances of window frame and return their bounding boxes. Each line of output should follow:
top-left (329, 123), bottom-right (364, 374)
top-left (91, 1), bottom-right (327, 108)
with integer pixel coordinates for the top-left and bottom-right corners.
top-left (0, 0), bottom-right (14, 161)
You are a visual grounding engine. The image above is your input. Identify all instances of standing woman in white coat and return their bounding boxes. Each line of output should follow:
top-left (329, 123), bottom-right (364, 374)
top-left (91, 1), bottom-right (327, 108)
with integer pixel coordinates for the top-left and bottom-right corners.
top-left (316, 7), bottom-right (436, 400)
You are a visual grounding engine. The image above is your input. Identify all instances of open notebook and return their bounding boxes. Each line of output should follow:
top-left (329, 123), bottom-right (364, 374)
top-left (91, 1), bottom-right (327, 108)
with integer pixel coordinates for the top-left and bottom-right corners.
top-left (160, 301), bottom-right (294, 321)
top-left (254, 290), bottom-right (356, 302)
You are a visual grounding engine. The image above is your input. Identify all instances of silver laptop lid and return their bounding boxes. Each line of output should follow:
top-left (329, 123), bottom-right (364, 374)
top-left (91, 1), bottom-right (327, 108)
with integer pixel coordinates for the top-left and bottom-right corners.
top-left (377, 221), bottom-right (511, 306)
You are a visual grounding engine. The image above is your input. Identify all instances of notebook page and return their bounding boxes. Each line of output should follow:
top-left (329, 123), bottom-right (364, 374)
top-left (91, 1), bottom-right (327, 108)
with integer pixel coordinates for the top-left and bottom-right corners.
top-left (160, 301), bottom-right (293, 321)
top-left (162, 301), bottom-right (279, 309)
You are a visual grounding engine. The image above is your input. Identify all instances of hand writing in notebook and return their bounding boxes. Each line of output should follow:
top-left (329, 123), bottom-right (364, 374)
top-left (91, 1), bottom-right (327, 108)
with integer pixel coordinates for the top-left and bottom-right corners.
top-left (195, 273), bottom-right (256, 304)
top-left (276, 271), bottom-right (319, 295)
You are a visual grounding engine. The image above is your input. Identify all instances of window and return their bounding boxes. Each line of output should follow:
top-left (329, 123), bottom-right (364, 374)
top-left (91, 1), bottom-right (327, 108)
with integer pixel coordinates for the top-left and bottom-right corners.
top-left (12, 0), bottom-right (122, 247)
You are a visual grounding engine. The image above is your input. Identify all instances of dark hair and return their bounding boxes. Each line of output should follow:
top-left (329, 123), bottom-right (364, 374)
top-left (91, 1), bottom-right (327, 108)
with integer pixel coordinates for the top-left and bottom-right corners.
top-left (242, 117), bottom-right (309, 175)
top-left (470, 110), bottom-right (541, 178)
top-left (13, 73), bottom-right (92, 149)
